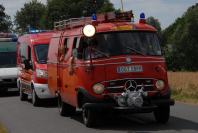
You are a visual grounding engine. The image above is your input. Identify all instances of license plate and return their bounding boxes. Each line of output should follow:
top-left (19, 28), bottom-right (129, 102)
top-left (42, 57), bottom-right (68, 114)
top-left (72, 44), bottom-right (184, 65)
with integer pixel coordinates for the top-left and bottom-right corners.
top-left (117, 65), bottom-right (143, 73)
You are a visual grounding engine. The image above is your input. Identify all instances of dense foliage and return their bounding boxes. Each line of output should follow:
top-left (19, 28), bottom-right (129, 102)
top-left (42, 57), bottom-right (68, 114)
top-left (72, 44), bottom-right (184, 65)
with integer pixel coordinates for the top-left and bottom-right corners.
top-left (14, 0), bottom-right (115, 31)
top-left (163, 3), bottom-right (198, 71)
top-left (146, 16), bottom-right (162, 32)
top-left (14, 0), bottom-right (46, 33)
top-left (0, 4), bottom-right (12, 32)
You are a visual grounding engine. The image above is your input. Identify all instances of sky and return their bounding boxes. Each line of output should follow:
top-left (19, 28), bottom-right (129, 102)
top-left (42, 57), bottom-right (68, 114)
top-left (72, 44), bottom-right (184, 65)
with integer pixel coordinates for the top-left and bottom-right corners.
top-left (0, 0), bottom-right (197, 29)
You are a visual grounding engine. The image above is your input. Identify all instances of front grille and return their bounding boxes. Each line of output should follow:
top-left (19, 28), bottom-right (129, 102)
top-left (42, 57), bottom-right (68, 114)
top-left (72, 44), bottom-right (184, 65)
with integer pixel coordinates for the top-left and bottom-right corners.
top-left (105, 78), bottom-right (154, 93)
top-left (3, 79), bottom-right (12, 82)
top-left (2, 78), bottom-right (17, 83)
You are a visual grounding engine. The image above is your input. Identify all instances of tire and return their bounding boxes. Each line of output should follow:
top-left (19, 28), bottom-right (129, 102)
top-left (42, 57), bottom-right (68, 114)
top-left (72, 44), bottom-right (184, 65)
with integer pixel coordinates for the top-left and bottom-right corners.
top-left (154, 105), bottom-right (170, 124)
top-left (19, 83), bottom-right (27, 101)
top-left (32, 87), bottom-right (41, 106)
top-left (58, 96), bottom-right (75, 116)
top-left (82, 107), bottom-right (96, 127)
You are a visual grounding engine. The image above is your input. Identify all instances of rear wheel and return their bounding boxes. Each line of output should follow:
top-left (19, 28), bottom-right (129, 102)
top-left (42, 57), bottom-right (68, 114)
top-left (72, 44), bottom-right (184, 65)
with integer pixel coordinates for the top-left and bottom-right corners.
top-left (154, 105), bottom-right (170, 124)
top-left (19, 83), bottom-right (27, 101)
top-left (58, 95), bottom-right (75, 116)
top-left (32, 87), bottom-right (41, 106)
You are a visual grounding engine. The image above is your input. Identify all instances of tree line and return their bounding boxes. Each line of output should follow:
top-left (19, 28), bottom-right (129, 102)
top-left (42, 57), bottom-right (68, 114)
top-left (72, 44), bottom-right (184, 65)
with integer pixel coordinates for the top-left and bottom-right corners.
top-left (14, 0), bottom-right (115, 32)
top-left (162, 3), bottom-right (198, 71)
top-left (0, 1), bottom-right (198, 71)
top-left (0, 4), bottom-right (12, 32)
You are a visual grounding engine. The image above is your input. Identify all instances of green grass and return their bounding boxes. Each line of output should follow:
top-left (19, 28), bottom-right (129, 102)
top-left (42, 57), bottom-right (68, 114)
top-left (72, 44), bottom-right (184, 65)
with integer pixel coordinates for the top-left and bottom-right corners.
top-left (168, 72), bottom-right (198, 104)
top-left (171, 88), bottom-right (198, 104)
top-left (0, 123), bottom-right (7, 133)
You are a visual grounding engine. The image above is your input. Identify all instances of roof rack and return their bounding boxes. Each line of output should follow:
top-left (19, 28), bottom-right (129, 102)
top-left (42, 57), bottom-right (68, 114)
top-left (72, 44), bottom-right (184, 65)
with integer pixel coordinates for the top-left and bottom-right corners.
top-left (54, 17), bottom-right (92, 30)
top-left (54, 10), bottom-right (133, 30)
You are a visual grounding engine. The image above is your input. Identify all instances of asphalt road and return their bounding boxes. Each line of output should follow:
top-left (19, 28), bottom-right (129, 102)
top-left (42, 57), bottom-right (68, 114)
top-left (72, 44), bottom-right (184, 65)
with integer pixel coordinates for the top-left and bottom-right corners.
top-left (0, 93), bottom-right (198, 133)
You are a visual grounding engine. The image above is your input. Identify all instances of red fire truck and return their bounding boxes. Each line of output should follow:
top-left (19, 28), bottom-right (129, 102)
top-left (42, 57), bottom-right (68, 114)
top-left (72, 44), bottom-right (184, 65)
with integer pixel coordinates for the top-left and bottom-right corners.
top-left (17, 31), bottom-right (55, 106)
top-left (47, 11), bottom-right (174, 127)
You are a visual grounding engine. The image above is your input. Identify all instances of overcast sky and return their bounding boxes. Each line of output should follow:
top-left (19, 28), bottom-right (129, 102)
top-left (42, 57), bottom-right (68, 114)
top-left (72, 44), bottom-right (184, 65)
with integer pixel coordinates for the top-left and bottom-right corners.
top-left (0, 0), bottom-right (197, 29)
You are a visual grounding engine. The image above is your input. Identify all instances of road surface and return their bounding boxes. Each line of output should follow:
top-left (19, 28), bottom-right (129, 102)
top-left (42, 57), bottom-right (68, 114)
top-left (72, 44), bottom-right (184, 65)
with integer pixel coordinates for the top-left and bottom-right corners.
top-left (0, 93), bottom-right (198, 133)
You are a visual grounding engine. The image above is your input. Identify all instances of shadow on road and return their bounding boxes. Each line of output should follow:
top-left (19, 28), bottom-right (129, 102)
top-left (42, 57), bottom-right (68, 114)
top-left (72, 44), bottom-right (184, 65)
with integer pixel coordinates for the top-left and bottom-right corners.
top-left (70, 113), bottom-right (198, 132)
top-left (26, 98), bottom-right (58, 108)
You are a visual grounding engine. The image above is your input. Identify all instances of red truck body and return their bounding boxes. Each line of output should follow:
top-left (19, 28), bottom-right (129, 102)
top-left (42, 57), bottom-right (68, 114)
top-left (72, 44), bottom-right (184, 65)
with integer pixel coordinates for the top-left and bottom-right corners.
top-left (47, 11), bottom-right (174, 127)
top-left (17, 32), bottom-right (55, 106)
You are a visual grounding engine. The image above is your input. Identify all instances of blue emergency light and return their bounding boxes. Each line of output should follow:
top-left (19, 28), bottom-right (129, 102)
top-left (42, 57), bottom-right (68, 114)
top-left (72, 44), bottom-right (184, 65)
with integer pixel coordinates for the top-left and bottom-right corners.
top-left (139, 12), bottom-right (146, 24)
top-left (92, 13), bottom-right (97, 21)
top-left (140, 12), bottom-right (145, 19)
top-left (0, 33), bottom-right (18, 42)
top-left (28, 29), bottom-right (49, 34)
top-left (28, 26), bottom-right (49, 34)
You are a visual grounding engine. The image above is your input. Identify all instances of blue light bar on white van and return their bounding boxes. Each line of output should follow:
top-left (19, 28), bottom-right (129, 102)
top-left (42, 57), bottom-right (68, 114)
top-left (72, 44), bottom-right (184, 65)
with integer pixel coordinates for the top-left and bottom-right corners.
top-left (0, 33), bottom-right (18, 42)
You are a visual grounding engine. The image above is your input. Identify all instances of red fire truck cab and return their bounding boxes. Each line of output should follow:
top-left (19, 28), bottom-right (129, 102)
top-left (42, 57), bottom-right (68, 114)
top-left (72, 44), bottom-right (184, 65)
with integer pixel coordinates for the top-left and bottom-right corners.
top-left (17, 31), bottom-right (55, 106)
top-left (48, 11), bottom-right (174, 127)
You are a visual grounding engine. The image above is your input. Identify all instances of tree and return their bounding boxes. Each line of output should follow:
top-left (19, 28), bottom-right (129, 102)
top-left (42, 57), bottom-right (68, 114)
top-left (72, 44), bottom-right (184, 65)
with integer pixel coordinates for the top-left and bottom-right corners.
top-left (146, 16), bottom-right (162, 32)
top-left (14, 0), bottom-right (46, 33)
top-left (0, 4), bottom-right (12, 32)
top-left (163, 3), bottom-right (198, 71)
top-left (45, 0), bottom-right (115, 29)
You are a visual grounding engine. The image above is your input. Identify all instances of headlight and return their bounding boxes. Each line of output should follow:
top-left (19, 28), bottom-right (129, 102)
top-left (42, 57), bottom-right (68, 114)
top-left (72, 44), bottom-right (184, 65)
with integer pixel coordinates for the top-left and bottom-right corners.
top-left (36, 69), bottom-right (48, 78)
top-left (82, 24), bottom-right (96, 37)
top-left (92, 83), bottom-right (105, 94)
top-left (155, 80), bottom-right (165, 90)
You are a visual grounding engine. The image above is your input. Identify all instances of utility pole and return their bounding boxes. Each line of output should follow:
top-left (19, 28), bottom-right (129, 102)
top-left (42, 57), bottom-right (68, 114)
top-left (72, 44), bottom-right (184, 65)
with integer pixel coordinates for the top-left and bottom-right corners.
top-left (121, 0), bottom-right (124, 12)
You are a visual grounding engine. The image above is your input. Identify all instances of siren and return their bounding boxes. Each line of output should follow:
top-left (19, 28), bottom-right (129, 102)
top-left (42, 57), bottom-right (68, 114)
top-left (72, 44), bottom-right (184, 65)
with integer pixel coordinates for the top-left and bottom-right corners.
top-left (139, 12), bottom-right (146, 24)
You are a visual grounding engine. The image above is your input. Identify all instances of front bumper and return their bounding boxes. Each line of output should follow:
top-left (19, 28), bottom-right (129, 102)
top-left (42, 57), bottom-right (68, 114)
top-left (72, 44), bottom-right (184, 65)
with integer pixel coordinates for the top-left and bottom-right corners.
top-left (83, 99), bottom-right (175, 113)
top-left (0, 78), bottom-right (18, 91)
top-left (34, 83), bottom-right (55, 99)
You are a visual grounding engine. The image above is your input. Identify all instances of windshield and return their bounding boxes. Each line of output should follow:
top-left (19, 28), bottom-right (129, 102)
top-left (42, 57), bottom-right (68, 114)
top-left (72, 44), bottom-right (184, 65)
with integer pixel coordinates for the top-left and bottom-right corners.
top-left (83, 31), bottom-right (162, 59)
top-left (34, 44), bottom-right (49, 64)
top-left (0, 42), bottom-right (16, 68)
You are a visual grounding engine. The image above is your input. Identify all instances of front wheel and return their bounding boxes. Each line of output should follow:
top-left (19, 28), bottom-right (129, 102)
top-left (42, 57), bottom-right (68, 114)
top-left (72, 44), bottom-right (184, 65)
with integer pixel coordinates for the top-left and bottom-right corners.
top-left (154, 105), bottom-right (170, 124)
top-left (32, 88), bottom-right (41, 106)
top-left (82, 107), bottom-right (97, 127)
top-left (19, 83), bottom-right (27, 101)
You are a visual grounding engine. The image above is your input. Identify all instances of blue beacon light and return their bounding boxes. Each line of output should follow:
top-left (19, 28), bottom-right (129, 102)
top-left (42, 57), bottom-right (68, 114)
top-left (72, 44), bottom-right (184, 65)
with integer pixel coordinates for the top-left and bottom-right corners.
top-left (92, 13), bottom-right (97, 21)
top-left (140, 12), bottom-right (145, 19)
top-left (139, 12), bottom-right (146, 24)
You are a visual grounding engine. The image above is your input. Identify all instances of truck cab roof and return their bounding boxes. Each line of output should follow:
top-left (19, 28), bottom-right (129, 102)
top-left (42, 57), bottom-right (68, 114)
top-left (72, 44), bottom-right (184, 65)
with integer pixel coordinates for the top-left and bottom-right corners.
top-left (18, 32), bottom-right (54, 45)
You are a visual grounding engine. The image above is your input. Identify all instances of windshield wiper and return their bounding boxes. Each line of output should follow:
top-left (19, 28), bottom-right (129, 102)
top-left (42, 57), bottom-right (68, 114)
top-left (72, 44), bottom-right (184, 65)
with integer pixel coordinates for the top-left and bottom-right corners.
top-left (124, 46), bottom-right (145, 56)
top-left (92, 48), bottom-right (110, 58)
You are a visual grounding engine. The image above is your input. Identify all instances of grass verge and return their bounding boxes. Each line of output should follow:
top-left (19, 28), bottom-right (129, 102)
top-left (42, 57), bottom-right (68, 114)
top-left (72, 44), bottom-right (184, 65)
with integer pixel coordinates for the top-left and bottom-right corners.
top-left (168, 72), bottom-right (198, 104)
top-left (0, 123), bottom-right (7, 133)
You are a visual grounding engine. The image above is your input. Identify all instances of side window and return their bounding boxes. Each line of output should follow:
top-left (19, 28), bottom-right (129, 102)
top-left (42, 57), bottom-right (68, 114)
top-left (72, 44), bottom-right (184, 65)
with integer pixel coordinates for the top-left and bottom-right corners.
top-left (72, 37), bottom-right (82, 59)
top-left (73, 37), bottom-right (78, 49)
top-left (63, 38), bottom-right (69, 57)
top-left (20, 43), bottom-right (27, 63)
top-left (28, 46), bottom-right (31, 60)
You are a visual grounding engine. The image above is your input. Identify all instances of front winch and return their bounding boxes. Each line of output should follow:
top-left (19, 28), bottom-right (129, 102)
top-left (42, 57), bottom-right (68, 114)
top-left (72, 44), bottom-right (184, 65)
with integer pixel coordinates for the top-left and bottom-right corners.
top-left (116, 80), bottom-right (147, 108)
top-left (117, 89), bottom-right (145, 107)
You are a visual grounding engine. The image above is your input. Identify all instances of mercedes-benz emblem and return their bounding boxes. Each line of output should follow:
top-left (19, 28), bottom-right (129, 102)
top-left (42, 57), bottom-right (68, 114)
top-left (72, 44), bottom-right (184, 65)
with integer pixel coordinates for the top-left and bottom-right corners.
top-left (125, 80), bottom-right (137, 91)
top-left (126, 57), bottom-right (132, 64)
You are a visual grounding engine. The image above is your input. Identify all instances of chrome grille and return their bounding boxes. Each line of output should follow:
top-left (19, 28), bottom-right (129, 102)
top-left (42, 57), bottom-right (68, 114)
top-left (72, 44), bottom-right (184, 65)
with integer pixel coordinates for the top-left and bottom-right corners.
top-left (105, 78), bottom-right (154, 93)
